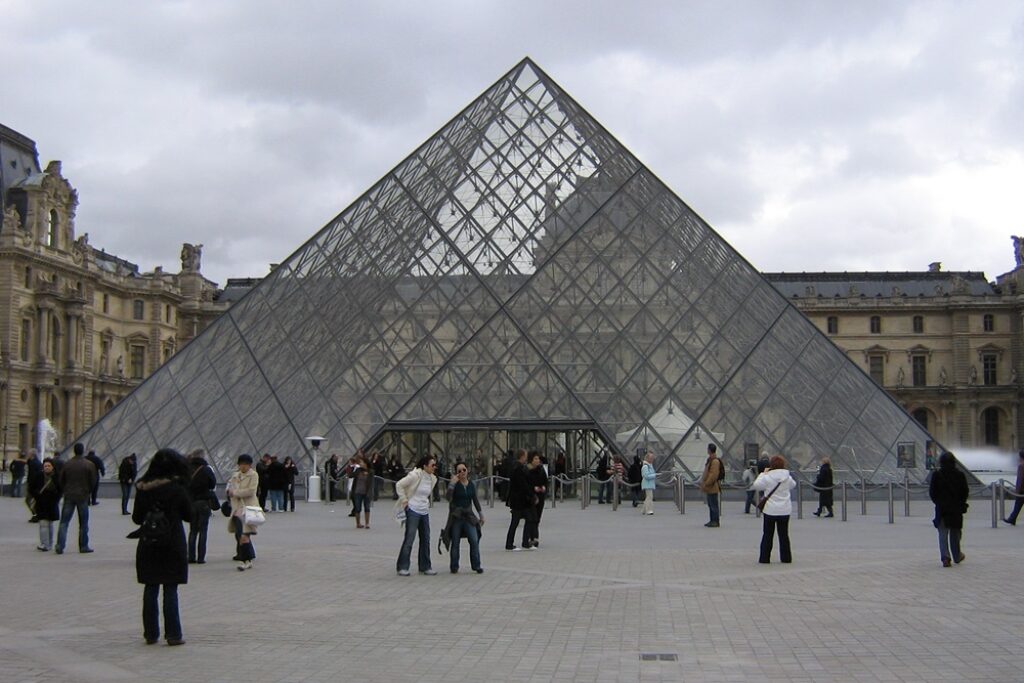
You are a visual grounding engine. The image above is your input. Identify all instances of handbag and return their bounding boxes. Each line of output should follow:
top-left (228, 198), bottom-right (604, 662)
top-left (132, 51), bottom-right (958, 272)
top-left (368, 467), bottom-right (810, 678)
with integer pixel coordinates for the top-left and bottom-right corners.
top-left (208, 490), bottom-right (220, 511)
top-left (242, 505), bottom-right (266, 527)
top-left (756, 482), bottom-right (782, 511)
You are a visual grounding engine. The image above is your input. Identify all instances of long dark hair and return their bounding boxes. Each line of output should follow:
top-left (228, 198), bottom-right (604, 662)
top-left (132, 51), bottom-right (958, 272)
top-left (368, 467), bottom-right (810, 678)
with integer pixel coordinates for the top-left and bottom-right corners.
top-left (140, 448), bottom-right (189, 482)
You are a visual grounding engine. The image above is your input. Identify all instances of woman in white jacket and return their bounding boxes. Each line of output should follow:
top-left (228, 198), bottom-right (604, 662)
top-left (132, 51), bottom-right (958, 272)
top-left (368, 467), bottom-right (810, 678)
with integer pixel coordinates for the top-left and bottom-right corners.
top-left (751, 455), bottom-right (797, 564)
top-left (394, 455), bottom-right (438, 577)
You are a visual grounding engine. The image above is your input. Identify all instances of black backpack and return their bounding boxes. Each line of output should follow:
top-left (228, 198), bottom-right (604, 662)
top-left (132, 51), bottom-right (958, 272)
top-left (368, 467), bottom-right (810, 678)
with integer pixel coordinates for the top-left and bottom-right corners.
top-left (128, 503), bottom-right (170, 546)
top-left (716, 458), bottom-right (725, 482)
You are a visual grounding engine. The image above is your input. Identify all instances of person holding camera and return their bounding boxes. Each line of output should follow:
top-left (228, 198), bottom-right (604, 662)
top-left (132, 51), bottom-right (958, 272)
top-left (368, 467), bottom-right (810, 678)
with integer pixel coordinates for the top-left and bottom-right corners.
top-left (751, 455), bottom-right (796, 564)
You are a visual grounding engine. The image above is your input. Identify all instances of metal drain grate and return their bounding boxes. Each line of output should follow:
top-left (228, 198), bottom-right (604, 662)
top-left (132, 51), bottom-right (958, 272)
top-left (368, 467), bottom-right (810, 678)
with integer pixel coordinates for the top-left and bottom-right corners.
top-left (639, 653), bottom-right (678, 662)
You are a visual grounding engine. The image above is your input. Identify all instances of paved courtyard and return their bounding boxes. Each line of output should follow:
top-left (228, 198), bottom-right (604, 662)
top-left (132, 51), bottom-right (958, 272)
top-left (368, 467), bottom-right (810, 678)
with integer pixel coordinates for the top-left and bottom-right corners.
top-left (0, 491), bottom-right (1021, 682)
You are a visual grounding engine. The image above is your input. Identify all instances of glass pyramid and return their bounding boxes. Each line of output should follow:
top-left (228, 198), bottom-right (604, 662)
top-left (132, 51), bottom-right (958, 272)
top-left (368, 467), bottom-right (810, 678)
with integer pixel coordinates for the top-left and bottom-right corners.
top-left (77, 58), bottom-right (945, 483)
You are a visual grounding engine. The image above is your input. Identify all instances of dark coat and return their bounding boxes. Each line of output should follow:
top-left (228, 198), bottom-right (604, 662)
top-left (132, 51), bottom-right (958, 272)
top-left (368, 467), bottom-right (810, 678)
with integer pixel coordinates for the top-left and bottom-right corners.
top-left (118, 458), bottom-right (137, 484)
top-left (32, 473), bottom-right (62, 521)
top-left (85, 453), bottom-right (106, 477)
top-left (813, 463), bottom-right (834, 506)
top-left (267, 461), bottom-right (287, 490)
top-left (186, 460), bottom-right (217, 504)
top-left (59, 456), bottom-right (97, 503)
top-left (506, 461), bottom-right (532, 509)
top-left (527, 464), bottom-right (548, 502)
top-left (283, 461), bottom-right (299, 485)
top-left (132, 478), bottom-right (193, 585)
top-left (929, 465), bottom-right (969, 530)
top-left (26, 457), bottom-right (43, 497)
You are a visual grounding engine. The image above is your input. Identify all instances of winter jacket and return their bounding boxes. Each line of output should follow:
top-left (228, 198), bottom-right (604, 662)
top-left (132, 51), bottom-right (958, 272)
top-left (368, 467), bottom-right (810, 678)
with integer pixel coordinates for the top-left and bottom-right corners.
top-left (32, 473), bottom-right (62, 521)
top-left (506, 462), bottom-right (532, 510)
top-left (641, 462), bottom-right (656, 490)
top-left (132, 478), bottom-right (192, 585)
top-left (267, 461), bottom-right (288, 491)
top-left (59, 456), bottom-right (97, 503)
top-left (929, 464), bottom-right (969, 530)
top-left (751, 468), bottom-right (797, 516)
top-left (226, 468), bottom-right (260, 533)
top-left (813, 463), bottom-right (834, 506)
top-left (699, 456), bottom-right (722, 495)
top-left (186, 459), bottom-right (217, 505)
top-left (118, 458), bottom-right (137, 485)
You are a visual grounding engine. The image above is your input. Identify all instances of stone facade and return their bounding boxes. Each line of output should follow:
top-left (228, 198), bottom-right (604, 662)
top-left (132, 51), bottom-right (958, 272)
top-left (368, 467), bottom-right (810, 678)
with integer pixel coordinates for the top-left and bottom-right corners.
top-left (0, 124), bottom-right (227, 461)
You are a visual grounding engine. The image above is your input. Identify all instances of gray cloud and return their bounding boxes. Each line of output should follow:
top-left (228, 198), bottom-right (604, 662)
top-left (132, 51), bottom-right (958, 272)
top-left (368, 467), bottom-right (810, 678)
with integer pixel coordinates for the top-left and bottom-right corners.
top-left (2, 0), bottom-right (1022, 286)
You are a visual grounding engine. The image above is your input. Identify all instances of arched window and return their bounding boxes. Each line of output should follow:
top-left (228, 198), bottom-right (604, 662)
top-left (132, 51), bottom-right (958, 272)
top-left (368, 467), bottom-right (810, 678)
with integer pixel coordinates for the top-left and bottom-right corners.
top-left (47, 210), bottom-right (59, 248)
top-left (982, 407), bottom-right (1000, 446)
top-left (911, 408), bottom-right (929, 431)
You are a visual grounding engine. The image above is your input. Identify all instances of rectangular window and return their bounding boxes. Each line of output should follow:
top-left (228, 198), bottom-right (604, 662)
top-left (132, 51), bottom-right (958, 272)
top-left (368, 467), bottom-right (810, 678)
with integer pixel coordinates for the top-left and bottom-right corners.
top-left (869, 355), bottom-right (884, 385)
top-left (983, 354), bottom-right (997, 386)
top-left (24, 267), bottom-right (32, 289)
top-left (870, 316), bottom-right (881, 334)
top-left (102, 294), bottom-right (109, 314)
top-left (827, 316), bottom-right (838, 335)
top-left (983, 314), bottom-right (994, 332)
top-left (912, 316), bottom-right (924, 333)
top-left (133, 299), bottom-right (145, 320)
top-left (912, 355), bottom-right (926, 387)
top-left (20, 319), bottom-right (31, 361)
top-left (165, 304), bottom-right (172, 323)
top-left (130, 344), bottom-right (146, 379)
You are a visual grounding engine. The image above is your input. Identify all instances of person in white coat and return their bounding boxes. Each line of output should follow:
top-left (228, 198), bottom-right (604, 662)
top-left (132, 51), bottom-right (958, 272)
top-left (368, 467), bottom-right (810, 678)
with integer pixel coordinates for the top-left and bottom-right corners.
top-left (640, 452), bottom-right (656, 515)
top-left (751, 455), bottom-right (797, 564)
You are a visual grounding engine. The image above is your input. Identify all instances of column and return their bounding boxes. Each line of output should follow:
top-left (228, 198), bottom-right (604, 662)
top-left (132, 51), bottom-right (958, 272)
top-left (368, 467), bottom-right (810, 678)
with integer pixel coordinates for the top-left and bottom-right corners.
top-left (37, 306), bottom-right (50, 362)
top-left (66, 314), bottom-right (79, 369)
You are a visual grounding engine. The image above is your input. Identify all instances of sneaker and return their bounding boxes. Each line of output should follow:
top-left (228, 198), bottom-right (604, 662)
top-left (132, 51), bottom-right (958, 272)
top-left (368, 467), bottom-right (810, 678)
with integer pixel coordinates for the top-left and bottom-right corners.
top-left (942, 558), bottom-right (952, 568)
top-left (474, 568), bottom-right (484, 574)
top-left (54, 548), bottom-right (63, 555)
top-left (166, 638), bottom-right (186, 646)
top-left (237, 560), bottom-right (252, 571)
top-left (812, 511), bottom-right (821, 517)
top-left (824, 513), bottom-right (834, 518)
top-left (145, 638), bottom-right (158, 645)
top-left (397, 569), bottom-right (410, 576)
top-left (450, 568), bottom-right (459, 574)
top-left (421, 569), bottom-right (438, 575)
top-left (506, 547), bottom-right (522, 552)
top-left (80, 548), bottom-right (94, 554)
top-left (1003, 518), bottom-right (1016, 526)
top-left (704, 522), bottom-right (720, 528)
top-left (955, 553), bottom-right (966, 564)
top-left (36, 546), bottom-right (48, 551)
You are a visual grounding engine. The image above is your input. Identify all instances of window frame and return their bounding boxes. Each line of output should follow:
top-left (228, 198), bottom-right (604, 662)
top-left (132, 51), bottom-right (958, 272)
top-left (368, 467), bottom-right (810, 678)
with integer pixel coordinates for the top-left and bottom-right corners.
top-left (870, 316), bottom-right (881, 334)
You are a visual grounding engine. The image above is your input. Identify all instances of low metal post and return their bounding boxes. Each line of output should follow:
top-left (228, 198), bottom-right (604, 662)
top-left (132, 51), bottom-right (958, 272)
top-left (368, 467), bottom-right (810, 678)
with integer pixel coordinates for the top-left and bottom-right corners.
top-left (489, 476), bottom-right (495, 509)
top-left (679, 479), bottom-right (686, 515)
top-left (904, 481), bottom-right (911, 517)
top-left (991, 483), bottom-right (998, 528)
top-left (612, 477), bottom-right (619, 511)
top-left (796, 480), bottom-right (803, 519)
top-left (550, 475), bottom-right (556, 509)
top-left (860, 478), bottom-right (867, 516)
top-left (841, 482), bottom-right (847, 522)
top-left (887, 482), bottom-right (893, 524)
top-left (581, 477), bottom-right (588, 510)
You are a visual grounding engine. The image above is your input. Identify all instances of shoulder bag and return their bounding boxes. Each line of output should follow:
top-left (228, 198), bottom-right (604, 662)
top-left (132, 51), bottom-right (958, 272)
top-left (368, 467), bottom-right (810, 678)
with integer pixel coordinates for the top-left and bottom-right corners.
top-left (756, 481), bottom-right (783, 511)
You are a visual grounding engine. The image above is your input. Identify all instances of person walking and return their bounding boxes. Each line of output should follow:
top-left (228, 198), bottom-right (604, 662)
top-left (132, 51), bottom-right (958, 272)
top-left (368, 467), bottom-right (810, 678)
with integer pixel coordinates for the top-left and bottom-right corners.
top-left (641, 452), bottom-right (656, 515)
top-left (266, 455), bottom-right (286, 513)
top-left (325, 454), bottom-right (340, 502)
top-left (32, 458), bottom-right (62, 551)
top-left (812, 457), bottom-right (834, 517)
top-left (283, 456), bottom-right (299, 512)
top-left (25, 449), bottom-right (42, 522)
top-left (55, 443), bottom-right (97, 554)
top-left (118, 453), bottom-right (139, 515)
top-left (628, 455), bottom-right (642, 507)
top-left (256, 454), bottom-right (271, 512)
top-left (742, 461), bottom-right (756, 514)
top-left (699, 444), bottom-right (723, 527)
top-left (395, 455), bottom-right (438, 576)
top-left (595, 452), bottom-right (612, 504)
top-left (186, 451), bottom-right (216, 564)
top-left (227, 454), bottom-right (260, 571)
top-left (132, 448), bottom-right (192, 646)
top-left (929, 451), bottom-right (969, 568)
top-left (371, 450), bottom-right (384, 501)
top-left (445, 462), bottom-right (484, 574)
top-left (85, 450), bottom-right (106, 505)
top-left (1002, 449), bottom-right (1024, 525)
top-left (504, 449), bottom-right (531, 551)
top-left (752, 455), bottom-right (797, 564)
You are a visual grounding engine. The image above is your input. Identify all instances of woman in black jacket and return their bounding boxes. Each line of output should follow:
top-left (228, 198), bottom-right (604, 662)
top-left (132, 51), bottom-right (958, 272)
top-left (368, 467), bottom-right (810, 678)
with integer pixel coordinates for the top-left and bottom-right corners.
top-left (928, 451), bottom-right (969, 568)
top-left (132, 449), bottom-right (192, 645)
top-left (524, 451), bottom-right (547, 550)
top-left (812, 458), bottom-right (834, 517)
top-left (283, 456), bottom-right (299, 511)
top-left (33, 458), bottom-right (62, 550)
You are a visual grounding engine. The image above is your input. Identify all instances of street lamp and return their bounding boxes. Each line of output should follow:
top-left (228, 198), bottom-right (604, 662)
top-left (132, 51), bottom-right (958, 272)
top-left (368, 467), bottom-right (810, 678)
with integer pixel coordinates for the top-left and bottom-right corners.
top-left (305, 435), bottom-right (326, 503)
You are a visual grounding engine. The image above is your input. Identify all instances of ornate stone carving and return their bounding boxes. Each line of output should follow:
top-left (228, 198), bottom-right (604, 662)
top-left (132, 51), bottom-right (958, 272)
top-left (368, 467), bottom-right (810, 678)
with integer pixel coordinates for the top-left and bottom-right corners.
top-left (181, 243), bottom-right (203, 273)
top-left (1014, 235), bottom-right (1024, 267)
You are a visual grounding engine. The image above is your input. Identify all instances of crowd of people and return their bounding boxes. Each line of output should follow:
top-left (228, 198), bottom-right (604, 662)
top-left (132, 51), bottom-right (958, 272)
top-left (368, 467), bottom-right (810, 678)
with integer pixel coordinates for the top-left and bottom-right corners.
top-left (8, 438), bottom-right (993, 646)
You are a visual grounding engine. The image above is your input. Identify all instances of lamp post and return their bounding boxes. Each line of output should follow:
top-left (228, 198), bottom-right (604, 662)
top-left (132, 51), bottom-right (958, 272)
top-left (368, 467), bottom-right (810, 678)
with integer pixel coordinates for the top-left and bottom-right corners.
top-left (305, 435), bottom-right (325, 503)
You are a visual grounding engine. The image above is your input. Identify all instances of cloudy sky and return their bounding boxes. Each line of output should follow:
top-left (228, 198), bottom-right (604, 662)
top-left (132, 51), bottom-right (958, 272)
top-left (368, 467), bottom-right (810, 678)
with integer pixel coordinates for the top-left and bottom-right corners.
top-left (3, 1), bottom-right (1022, 286)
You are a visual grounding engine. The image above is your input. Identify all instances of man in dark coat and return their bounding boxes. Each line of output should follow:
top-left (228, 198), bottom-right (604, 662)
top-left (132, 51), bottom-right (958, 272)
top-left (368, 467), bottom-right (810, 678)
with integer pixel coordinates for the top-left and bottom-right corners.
top-left (132, 449), bottom-right (192, 645)
top-left (85, 450), bottom-right (106, 505)
top-left (928, 451), bottom-right (969, 568)
top-left (256, 454), bottom-right (271, 511)
top-left (504, 449), bottom-right (531, 551)
top-left (266, 455), bottom-right (287, 512)
top-left (812, 457), bottom-right (834, 517)
top-left (119, 454), bottom-right (138, 515)
top-left (55, 443), bottom-right (97, 554)
top-left (25, 449), bottom-right (43, 522)
top-left (185, 452), bottom-right (216, 563)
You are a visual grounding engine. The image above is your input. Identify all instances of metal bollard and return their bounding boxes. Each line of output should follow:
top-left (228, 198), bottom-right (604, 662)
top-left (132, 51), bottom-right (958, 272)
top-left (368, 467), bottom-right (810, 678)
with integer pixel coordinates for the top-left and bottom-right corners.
top-left (488, 476), bottom-right (495, 509)
top-left (887, 482), bottom-right (893, 524)
top-left (796, 480), bottom-right (803, 519)
top-left (612, 478), bottom-right (619, 511)
top-left (860, 478), bottom-right (867, 516)
top-left (904, 481), bottom-right (911, 517)
top-left (581, 477), bottom-right (588, 510)
top-left (549, 475), bottom-right (556, 510)
top-left (991, 483), bottom-right (998, 528)
top-left (841, 482), bottom-right (847, 522)
top-left (998, 480), bottom-right (1005, 521)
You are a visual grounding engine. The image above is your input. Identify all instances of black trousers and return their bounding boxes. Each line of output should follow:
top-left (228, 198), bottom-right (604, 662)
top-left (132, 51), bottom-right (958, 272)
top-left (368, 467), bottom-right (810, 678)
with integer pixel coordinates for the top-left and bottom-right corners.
top-left (285, 483), bottom-right (295, 511)
top-left (759, 514), bottom-right (792, 563)
top-left (505, 507), bottom-right (529, 550)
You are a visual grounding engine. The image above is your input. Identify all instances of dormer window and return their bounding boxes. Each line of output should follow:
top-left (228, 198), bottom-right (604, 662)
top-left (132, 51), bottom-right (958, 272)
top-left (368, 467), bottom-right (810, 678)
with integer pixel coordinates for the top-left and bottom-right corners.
top-left (47, 210), bottom-right (59, 248)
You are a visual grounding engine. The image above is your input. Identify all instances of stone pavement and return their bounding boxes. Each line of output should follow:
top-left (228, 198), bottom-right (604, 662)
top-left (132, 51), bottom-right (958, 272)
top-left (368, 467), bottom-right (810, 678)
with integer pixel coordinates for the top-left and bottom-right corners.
top-left (0, 492), bottom-right (1021, 683)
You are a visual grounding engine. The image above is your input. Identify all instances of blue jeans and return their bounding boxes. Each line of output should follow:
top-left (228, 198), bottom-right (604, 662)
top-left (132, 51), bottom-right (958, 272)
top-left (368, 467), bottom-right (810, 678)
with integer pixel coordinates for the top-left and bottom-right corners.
top-left (598, 480), bottom-right (612, 503)
top-left (120, 483), bottom-right (133, 514)
top-left (937, 522), bottom-right (962, 563)
top-left (143, 584), bottom-right (181, 642)
top-left (56, 498), bottom-right (90, 551)
top-left (706, 493), bottom-right (720, 523)
top-left (450, 518), bottom-right (481, 572)
top-left (269, 489), bottom-right (284, 511)
top-left (11, 475), bottom-right (25, 498)
top-left (397, 509), bottom-right (431, 572)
